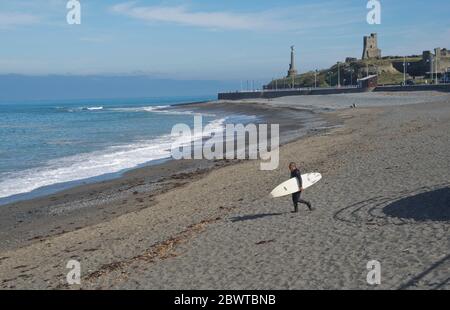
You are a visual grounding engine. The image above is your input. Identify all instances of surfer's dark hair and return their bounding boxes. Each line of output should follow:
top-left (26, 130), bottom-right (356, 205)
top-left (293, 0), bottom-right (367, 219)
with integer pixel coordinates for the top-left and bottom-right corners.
top-left (289, 162), bottom-right (296, 168)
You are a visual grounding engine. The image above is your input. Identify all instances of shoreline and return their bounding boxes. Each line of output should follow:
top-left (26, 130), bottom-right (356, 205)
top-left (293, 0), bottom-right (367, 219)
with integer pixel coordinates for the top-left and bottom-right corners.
top-left (4, 90), bottom-right (441, 207)
top-left (0, 100), bottom-right (329, 252)
top-left (0, 99), bottom-right (327, 207)
top-left (0, 96), bottom-right (216, 206)
top-left (1, 91), bottom-right (449, 289)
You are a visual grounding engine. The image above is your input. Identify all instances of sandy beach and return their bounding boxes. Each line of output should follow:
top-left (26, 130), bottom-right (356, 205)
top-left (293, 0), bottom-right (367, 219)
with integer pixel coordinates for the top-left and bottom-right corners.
top-left (0, 91), bottom-right (449, 290)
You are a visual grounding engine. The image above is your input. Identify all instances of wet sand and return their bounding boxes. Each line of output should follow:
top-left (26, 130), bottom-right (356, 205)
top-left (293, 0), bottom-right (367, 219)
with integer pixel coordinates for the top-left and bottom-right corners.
top-left (0, 92), bottom-right (449, 289)
top-left (0, 101), bottom-right (323, 253)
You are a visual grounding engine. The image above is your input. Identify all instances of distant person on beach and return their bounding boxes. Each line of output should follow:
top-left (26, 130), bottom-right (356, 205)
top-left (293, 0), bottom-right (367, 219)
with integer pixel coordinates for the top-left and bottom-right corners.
top-left (289, 162), bottom-right (313, 213)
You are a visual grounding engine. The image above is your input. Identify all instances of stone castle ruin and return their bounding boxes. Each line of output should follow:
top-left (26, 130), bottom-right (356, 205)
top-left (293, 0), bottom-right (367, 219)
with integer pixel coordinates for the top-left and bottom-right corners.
top-left (425, 48), bottom-right (450, 72)
top-left (362, 33), bottom-right (381, 59)
top-left (403, 48), bottom-right (450, 78)
top-left (360, 33), bottom-right (449, 77)
top-left (263, 33), bottom-right (449, 91)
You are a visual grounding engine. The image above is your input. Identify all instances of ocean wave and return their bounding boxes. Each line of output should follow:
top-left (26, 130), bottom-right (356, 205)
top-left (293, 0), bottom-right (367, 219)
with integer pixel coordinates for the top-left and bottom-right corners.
top-left (109, 105), bottom-right (168, 113)
top-left (0, 118), bottom-right (227, 199)
top-left (85, 106), bottom-right (103, 111)
top-left (56, 106), bottom-right (104, 112)
top-left (55, 105), bottom-right (214, 116)
top-left (110, 105), bottom-right (215, 116)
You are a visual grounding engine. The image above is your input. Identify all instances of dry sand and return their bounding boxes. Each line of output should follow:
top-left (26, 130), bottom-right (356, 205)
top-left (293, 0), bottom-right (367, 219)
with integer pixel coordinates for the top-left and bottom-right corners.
top-left (0, 92), bottom-right (449, 290)
top-left (231, 91), bottom-right (450, 110)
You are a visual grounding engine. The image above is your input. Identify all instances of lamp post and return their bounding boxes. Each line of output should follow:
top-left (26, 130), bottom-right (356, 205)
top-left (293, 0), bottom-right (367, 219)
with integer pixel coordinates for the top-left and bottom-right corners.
top-left (429, 56), bottom-right (433, 84)
top-left (314, 69), bottom-right (318, 88)
top-left (403, 57), bottom-right (410, 86)
top-left (337, 62), bottom-right (341, 88)
top-left (435, 57), bottom-right (439, 84)
top-left (403, 57), bottom-right (406, 85)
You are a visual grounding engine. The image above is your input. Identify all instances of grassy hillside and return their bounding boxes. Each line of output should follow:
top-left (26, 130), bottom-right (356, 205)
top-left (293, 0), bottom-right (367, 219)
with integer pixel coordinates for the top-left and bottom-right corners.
top-left (266, 57), bottom-right (424, 89)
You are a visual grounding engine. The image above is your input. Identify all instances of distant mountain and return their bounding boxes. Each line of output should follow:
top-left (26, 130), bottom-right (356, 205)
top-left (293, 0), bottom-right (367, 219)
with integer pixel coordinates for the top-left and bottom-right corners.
top-left (0, 74), bottom-right (241, 101)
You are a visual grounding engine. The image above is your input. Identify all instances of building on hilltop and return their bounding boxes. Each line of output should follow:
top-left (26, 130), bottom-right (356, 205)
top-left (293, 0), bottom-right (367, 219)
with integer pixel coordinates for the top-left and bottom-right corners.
top-left (357, 74), bottom-right (378, 89)
top-left (362, 33), bottom-right (382, 60)
top-left (287, 45), bottom-right (298, 78)
top-left (422, 48), bottom-right (450, 75)
top-left (435, 48), bottom-right (450, 57)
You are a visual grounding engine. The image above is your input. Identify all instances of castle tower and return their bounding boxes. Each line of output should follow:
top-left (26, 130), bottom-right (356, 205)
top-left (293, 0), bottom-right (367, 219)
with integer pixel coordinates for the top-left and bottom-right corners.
top-left (422, 48), bottom-right (450, 76)
top-left (362, 33), bottom-right (381, 60)
top-left (432, 47), bottom-right (450, 73)
top-left (287, 45), bottom-right (298, 78)
top-left (435, 47), bottom-right (442, 60)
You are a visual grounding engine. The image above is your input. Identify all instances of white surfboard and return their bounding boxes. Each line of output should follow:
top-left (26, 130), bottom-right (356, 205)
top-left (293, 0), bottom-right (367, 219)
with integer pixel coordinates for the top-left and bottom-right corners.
top-left (270, 173), bottom-right (322, 198)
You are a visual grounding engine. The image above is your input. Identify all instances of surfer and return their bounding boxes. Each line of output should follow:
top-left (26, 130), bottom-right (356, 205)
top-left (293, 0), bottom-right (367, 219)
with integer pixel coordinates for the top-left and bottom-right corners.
top-left (289, 162), bottom-right (313, 213)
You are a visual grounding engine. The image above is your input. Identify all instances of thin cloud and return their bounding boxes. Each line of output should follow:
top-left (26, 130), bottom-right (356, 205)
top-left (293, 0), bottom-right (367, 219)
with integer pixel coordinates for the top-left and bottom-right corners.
top-left (80, 36), bottom-right (113, 43)
top-left (111, 2), bottom-right (270, 30)
top-left (0, 12), bottom-right (40, 28)
top-left (110, 1), bottom-right (362, 32)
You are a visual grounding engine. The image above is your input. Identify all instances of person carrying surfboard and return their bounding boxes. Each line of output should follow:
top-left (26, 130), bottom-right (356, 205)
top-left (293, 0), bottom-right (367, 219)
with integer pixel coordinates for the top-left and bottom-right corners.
top-left (289, 162), bottom-right (313, 213)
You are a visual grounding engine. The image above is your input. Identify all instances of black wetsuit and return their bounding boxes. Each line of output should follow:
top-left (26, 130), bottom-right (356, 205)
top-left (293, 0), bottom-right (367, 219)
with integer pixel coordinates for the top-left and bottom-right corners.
top-left (291, 168), bottom-right (312, 212)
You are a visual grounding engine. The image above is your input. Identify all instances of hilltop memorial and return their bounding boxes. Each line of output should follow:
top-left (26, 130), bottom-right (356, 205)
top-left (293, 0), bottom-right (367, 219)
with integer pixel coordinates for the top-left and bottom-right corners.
top-left (287, 46), bottom-right (298, 78)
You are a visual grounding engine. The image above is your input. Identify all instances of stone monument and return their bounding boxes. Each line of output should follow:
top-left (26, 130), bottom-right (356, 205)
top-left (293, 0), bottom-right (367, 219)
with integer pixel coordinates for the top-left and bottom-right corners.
top-left (287, 45), bottom-right (298, 78)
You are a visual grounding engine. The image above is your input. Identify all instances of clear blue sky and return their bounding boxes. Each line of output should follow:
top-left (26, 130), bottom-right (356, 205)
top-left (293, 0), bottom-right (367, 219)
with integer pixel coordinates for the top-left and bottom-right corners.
top-left (1, 0), bottom-right (449, 80)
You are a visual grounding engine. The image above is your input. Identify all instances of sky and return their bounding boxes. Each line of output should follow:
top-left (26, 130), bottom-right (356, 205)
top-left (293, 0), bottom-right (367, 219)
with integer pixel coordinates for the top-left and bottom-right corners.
top-left (0, 0), bottom-right (449, 81)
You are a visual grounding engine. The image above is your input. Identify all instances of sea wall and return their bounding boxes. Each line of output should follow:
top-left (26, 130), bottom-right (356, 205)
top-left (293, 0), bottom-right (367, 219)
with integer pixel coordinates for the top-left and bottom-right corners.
top-left (218, 87), bottom-right (365, 100)
top-left (218, 84), bottom-right (450, 100)
top-left (374, 84), bottom-right (450, 93)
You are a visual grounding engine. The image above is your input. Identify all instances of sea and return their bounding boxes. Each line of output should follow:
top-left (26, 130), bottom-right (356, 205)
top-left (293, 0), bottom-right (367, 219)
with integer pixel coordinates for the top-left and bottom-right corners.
top-left (0, 95), bottom-right (252, 205)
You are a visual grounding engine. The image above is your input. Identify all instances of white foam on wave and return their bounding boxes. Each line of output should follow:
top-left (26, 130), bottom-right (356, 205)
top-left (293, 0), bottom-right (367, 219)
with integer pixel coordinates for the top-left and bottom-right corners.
top-left (110, 106), bottom-right (215, 116)
top-left (110, 105), bottom-right (168, 113)
top-left (56, 105), bottom-right (213, 116)
top-left (57, 106), bottom-right (104, 112)
top-left (0, 118), bottom-right (227, 199)
top-left (86, 106), bottom-right (104, 111)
